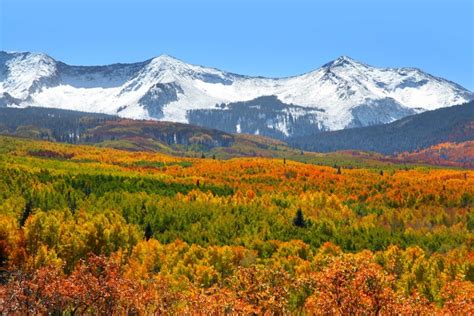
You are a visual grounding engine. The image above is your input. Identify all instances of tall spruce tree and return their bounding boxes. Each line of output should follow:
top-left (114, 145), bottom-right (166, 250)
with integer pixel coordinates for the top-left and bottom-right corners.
top-left (145, 223), bottom-right (153, 241)
top-left (293, 208), bottom-right (306, 228)
top-left (20, 199), bottom-right (33, 227)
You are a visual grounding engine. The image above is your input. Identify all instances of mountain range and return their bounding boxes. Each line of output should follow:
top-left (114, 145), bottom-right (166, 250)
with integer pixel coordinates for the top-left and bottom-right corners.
top-left (1, 51), bottom-right (473, 139)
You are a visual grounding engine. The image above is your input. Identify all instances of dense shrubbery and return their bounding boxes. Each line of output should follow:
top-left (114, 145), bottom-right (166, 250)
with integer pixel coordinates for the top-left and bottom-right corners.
top-left (0, 136), bottom-right (472, 313)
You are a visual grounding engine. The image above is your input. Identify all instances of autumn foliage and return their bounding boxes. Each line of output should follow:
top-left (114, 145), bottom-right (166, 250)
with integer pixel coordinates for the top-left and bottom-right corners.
top-left (0, 135), bottom-right (473, 313)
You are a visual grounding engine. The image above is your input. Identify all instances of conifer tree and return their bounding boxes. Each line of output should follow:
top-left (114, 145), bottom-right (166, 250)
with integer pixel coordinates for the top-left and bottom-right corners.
top-left (293, 208), bottom-right (306, 228)
top-left (20, 199), bottom-right (33, 227)
top-left (145, 223), bottom-right (153, 241)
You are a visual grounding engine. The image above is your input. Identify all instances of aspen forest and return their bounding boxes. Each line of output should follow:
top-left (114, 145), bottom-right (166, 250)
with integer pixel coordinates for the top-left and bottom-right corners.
top-left (0, 135), bottom-right (472, 314)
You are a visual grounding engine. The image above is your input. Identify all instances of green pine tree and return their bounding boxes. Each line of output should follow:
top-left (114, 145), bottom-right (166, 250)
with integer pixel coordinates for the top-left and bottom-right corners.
top-left (145, 223), bottom-right (153, 241)
top-left (20, 199), bottom-right (33, 227)
top-left (293, 208), bottom-right (306, 228)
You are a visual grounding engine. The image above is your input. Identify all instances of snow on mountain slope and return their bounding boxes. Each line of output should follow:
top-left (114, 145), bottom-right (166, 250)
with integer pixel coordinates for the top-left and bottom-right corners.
top-left (0, 52), bottom-right (58, 99)
top-left (0, 51), bottom-right (472, 137)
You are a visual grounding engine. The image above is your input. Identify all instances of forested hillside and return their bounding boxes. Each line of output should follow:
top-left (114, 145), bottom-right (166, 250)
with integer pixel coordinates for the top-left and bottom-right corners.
top-left (0, 135), bottom-right (472, 313)
top-left (2, 107), bottom-right (473, 169)
top-left (393, 140), bottom-right (474, 168)
top-left (290, 101), bottom-right (474, 154)
top-left (0, 107), bottom-right (116, 142)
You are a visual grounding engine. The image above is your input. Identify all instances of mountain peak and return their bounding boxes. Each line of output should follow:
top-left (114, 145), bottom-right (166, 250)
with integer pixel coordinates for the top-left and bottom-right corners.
top-left (322, 55), bottom-right (364, 69)
top-left (335, 55), bottom-right (355, 62)
top-left (150, 54), bottom-right (185, 65)
top-left (0, 50), bottom-right (53, 60)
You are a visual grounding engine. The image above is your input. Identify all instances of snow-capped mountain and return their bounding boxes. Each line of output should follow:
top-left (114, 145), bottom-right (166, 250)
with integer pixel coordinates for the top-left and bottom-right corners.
top-left (1, 51), bottom-right (472, 138)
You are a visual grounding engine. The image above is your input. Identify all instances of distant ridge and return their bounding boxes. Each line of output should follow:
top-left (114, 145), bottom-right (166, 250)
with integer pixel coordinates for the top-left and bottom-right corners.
top-left (289, 101), bottom-right (474, 155)
top-left (1, 51), bottom-right (472, 139)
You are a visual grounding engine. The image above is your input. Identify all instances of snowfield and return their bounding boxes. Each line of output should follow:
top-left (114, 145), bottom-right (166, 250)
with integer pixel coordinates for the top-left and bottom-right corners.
top-left (0, 51), bottom-right (472, 135)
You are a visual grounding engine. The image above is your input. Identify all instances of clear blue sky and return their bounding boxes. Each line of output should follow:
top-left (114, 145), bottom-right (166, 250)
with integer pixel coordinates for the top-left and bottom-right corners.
top-left (1, 0), bottom-right (473, 90)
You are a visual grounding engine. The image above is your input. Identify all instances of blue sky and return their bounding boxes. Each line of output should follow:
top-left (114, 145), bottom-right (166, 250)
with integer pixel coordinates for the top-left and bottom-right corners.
top-left (1, 0), bottom-right (473, 90)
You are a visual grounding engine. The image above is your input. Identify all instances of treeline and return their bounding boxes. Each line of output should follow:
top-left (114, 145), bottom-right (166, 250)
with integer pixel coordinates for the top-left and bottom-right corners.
top-left (289, 101), bottom-right (474, 155)
top-left (187, 95), bottom-right (325, 139)
top-left (0, 107), bottom-right (237, 151)
top-left (0, 107), bottom-right (116, 143)
top-left (2, 101), bottom-right (474, 158)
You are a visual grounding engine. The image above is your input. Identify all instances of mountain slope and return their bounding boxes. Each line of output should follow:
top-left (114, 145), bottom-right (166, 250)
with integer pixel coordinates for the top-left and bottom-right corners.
top-left (2, 106), bottom-right (473, 168)
top-left (1, 51), bottom-right (472, 138)
top-left (393, 140), bottom-right (474, 168)
top-left (0, 106), bottom-right (287, 158)
top-left (289, 101), bottom-right (474, 155)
